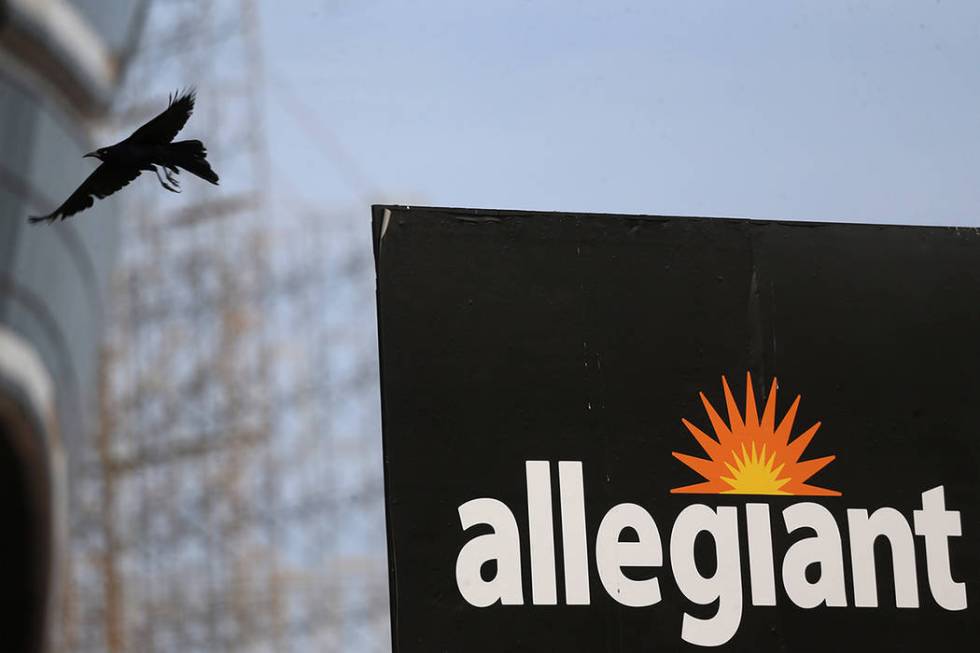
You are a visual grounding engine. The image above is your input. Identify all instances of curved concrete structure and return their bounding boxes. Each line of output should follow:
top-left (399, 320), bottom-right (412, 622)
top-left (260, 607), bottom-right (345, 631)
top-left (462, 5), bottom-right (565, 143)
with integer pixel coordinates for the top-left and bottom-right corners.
top-left (0, 1), bottom-right (146, 649)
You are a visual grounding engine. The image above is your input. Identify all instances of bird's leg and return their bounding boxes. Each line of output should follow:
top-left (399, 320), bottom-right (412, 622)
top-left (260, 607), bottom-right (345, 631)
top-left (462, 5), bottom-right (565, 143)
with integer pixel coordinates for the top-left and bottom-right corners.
top-left (153, 166), bottom-right (180, 193)
top-left (164, 166), bottom-right (181, 192)
top-left (152, 166), bottom-right (165, 186)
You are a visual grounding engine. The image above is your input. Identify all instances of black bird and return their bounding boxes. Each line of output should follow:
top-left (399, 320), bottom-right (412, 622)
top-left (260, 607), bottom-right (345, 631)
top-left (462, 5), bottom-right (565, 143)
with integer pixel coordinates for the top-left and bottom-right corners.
top-left (29, 88), bottom-right (218, 224)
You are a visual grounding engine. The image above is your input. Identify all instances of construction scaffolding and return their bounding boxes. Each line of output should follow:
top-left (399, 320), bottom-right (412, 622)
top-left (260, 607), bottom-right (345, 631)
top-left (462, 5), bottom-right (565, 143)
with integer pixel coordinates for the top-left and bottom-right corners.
top-left (55, 1), bottom-right (389, 652)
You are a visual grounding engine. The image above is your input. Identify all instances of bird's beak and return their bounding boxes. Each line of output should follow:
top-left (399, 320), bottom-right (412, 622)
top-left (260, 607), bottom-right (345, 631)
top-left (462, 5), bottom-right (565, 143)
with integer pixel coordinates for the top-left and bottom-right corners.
top-left (83, 151), bottom-right (98, 159)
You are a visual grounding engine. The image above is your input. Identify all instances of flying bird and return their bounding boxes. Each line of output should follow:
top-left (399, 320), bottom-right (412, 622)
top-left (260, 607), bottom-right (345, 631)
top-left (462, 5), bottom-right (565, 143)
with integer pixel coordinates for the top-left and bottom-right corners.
top-left (29, 88), bottom-right (218, 224)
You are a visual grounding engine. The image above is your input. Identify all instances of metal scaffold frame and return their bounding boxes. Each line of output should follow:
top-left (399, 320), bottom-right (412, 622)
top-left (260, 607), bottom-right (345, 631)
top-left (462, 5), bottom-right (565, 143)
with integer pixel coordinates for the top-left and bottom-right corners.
top-left (55, 2), bottom-right (389, 651)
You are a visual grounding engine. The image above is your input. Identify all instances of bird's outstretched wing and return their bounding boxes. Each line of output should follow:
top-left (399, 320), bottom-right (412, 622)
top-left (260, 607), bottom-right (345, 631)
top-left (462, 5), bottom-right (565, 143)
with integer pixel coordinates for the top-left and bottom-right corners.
top-left (29, 164), bottom-right (140, 224)
top-left (127, 88), bottom-right (196, 145)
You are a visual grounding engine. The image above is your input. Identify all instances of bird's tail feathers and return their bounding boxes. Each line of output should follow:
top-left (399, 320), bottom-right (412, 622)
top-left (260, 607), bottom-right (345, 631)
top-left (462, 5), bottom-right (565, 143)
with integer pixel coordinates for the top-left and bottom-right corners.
top-left (170, 139), bottom-right (219, 185)
top-left (172, 139), bottom-right (206, 158)
top-left (28, 213), bottom-right (57, 225)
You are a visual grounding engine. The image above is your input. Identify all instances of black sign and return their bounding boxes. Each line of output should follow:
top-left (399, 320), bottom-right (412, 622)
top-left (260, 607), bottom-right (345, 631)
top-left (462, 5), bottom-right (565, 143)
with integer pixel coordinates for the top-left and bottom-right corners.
top-left (372, 206), bottom-right (979, 651)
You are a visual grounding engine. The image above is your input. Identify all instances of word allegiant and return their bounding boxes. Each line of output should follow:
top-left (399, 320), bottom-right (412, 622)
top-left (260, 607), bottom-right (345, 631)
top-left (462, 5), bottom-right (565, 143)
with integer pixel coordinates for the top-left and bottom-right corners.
top-left (455, 461), bottom-right (967, 647)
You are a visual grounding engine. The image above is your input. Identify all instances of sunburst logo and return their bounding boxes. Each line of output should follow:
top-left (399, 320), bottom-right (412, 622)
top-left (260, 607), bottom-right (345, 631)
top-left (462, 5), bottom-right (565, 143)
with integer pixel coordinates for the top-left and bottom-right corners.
top-left (671, 372), bottom-right (839, 496)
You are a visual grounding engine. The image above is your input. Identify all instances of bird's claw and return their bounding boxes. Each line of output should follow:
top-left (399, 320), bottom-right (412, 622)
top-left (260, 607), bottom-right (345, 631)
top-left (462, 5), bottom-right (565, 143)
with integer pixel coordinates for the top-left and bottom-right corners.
top-left (154, 166), bottom-right (181, 193)
top-left (165, 167), bottom-right (181, 193)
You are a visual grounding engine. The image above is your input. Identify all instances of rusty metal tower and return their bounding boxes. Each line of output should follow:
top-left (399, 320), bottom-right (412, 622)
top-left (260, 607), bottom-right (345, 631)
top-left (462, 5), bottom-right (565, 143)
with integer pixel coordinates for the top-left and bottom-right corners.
top-left (57, 2), bottom-right (388, 651)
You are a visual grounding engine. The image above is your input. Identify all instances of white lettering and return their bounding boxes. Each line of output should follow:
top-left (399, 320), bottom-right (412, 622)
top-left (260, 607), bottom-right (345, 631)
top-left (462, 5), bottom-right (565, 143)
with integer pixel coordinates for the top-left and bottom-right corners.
top-left (847, 507), bottom-right (919, 608)
top-left (746, 503), bottom-right (777, 606)
top-left (456, 498), bottom-right (524, 606)
top-left (526, 461), bottom-right (557, 604)
top-left (671, 505), bottom-right (743, 647)
top-left (596, 503), bottom-right (662, 608)
top-left (914, 486), bottom-right (967, 611)
top-left (782, 503), bottom-right (847, 608)
top-left (559, 461), bottom-right (591, 605)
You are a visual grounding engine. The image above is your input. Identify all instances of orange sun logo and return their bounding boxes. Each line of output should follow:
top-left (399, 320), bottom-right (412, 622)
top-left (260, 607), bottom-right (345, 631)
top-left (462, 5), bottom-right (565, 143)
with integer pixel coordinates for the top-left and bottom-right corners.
top-left (671, 372), bottom-right (839, 496)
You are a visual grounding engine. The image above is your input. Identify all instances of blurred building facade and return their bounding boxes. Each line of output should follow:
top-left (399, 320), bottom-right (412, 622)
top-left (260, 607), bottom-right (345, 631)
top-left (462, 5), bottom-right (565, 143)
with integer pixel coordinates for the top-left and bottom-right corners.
top-left (0, 1), bottom-right (147, 650)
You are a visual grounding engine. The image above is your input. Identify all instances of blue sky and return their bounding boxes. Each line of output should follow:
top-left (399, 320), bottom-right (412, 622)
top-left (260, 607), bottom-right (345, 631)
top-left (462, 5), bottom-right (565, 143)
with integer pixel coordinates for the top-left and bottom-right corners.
top-left (244, 5), bottom-right (980, 647)
top-left (259, 0), bottom-right (980, 226)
